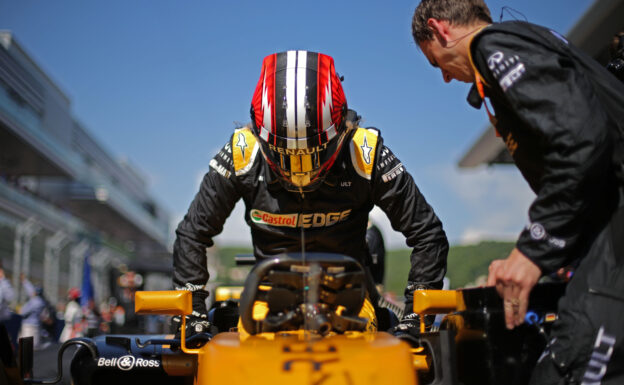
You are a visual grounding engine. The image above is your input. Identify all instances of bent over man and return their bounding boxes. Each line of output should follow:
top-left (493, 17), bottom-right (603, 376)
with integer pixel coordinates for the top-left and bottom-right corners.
top-left (412, 1), bottom-right (624, 383)
top-left (173, 50), bottom-right (448, 334)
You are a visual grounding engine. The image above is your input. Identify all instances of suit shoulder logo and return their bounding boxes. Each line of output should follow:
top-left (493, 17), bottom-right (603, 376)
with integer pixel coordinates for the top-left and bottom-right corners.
top-left (232, 127), bottom-right (259, 176)
top-left (350, 127), bottom-right (378, 180)
top-left (360, 136), bottom-right (372, 165)
top-left (236, 132), bottom-right (248, 161)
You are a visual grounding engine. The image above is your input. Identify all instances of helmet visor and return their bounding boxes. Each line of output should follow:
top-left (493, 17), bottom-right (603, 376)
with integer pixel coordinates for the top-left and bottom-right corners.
top-left (259, 129), bottom-right (348, 192)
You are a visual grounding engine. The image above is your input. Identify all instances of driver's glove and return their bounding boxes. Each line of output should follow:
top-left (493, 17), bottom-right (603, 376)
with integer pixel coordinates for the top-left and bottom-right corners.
top-left (392, 283), bottom-right (438, 337)
top-left (390, 312), bottom-right (422, 337)
top-left (390, 296), bottom-right (434, 338)
top-left (172, 289), bottom-right (213, 347)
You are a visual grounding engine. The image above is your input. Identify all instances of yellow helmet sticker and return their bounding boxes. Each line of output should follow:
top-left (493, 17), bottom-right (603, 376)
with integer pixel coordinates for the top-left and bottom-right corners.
top-left (232, 127), bottom-right (259, 176)
top-left (288, 154), bottom-right (313, 187)
top-left (350, 127), bottom-right (378, 180)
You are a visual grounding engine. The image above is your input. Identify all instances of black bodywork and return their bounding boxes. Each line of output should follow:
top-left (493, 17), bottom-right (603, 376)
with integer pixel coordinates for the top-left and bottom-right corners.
top-left (416, 282), bottom-right (566, 385)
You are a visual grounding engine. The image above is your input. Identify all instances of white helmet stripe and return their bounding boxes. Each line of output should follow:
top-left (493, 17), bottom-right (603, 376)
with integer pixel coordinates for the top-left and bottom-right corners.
top-left (261, 70), bottom-right (272, 134)
top-left (259, 126), bottom-right (270, 141)
top-left (296, 50), bottom-right (307, 148)
top-left (321, 69), bottom-right (332, 131)
top-left (326, 124), bottom-right (337, 140)
top-left (285, 50), bottom-right (297, 149)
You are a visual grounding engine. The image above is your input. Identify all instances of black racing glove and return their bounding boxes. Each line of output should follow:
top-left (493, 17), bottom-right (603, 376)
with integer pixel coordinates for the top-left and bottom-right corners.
top-left (172, 289), bottom-right (213, 347)
top-left (393, 283), bottom-right (439, 337)
top-left (390, 296), bottom-right (435, 339)
top-left (390, 312), bottom-right (422, 337)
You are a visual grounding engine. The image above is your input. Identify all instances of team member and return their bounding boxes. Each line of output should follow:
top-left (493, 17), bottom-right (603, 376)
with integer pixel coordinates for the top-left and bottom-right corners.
top-left (173, 50), bottom-right (448, 334)
top-left (411, 1), bottom-right (624, 383)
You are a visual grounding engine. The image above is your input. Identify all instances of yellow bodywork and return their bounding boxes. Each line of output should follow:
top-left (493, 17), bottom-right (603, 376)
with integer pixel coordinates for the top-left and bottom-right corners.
top-left (135, 290), bottom-right (192, 315)
top-left (411, 289), bottom-right (463, 332)
top-left (195, 331), bottom-right (416, 384)
top-left (214, 286), bottom-right (244, 302)
top-left (135, 288), bottom-right (464, 385)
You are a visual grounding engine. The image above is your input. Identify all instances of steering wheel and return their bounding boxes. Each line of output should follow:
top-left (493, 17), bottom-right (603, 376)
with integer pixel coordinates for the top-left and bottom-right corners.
top-left (238, 253), bottom-right (367, 335)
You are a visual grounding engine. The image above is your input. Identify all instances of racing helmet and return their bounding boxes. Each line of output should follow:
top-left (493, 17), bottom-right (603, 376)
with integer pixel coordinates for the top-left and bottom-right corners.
top-left (251, 50), bottom-right (349, 192)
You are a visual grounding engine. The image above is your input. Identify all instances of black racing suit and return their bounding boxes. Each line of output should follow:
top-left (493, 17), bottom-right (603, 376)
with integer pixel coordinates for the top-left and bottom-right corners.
top-left (173, 112), bottom-right (448, 316)
top-left (469, 21), bottom-right (624, 384)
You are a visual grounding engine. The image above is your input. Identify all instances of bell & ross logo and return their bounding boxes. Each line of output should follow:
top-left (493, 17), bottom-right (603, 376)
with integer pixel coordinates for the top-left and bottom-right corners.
top-left (97, 355), bottom-right (160, 371)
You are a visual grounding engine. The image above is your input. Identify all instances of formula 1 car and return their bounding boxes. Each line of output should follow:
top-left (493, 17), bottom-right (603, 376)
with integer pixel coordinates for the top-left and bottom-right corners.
top-left (14, 253), bottom-right (565, 385)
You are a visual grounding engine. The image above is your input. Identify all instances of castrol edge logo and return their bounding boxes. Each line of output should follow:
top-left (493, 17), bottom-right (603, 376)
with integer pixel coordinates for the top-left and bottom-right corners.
top-left (250, 209), bottom-right (351, 228)
top-left (97, 355), bottom-right (160, 371)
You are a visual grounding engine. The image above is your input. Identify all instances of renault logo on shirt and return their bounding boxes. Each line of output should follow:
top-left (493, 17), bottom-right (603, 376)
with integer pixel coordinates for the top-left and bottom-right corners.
top-left (250, 209), bottom-right (351, 228)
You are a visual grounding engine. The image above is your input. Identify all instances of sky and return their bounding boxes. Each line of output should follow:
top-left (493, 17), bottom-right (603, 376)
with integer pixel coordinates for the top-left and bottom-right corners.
top-left (0, 0), bottom-right (595, 249)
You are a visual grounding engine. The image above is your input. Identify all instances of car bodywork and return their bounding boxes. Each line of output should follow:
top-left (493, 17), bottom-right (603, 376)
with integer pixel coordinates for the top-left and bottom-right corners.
top-left (13, 253), bottom-right (565, 385)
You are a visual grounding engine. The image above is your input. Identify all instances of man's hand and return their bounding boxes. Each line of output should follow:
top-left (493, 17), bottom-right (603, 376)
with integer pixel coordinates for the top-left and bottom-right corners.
top-left (172, 311), bottom-right (213, 347)
top-left (171, 288), bottom-right (212, 347)
top-left (487, 248), bottom-right (541, 330)
top-left (390, 312), bottom-right (436, 339)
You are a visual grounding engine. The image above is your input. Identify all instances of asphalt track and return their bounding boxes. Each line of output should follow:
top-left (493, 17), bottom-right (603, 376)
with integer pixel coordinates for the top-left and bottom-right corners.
top-left (30, 343), bottom-right (76, 385)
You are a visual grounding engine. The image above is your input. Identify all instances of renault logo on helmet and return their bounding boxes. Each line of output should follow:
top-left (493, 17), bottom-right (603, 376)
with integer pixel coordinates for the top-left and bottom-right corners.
top-left (268, 142), bottom-right (329, 156)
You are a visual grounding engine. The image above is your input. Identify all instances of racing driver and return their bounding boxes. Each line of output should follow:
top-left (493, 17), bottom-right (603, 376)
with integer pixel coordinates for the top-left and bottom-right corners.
top-left (172, 50), bottom-right (449, 336)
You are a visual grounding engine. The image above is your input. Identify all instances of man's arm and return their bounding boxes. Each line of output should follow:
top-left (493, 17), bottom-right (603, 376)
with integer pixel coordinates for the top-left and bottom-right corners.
top-left (372, 141), bottom-right (449, 312)
top-left (173, 141), bottom-right (242, 292)
top-left (21, 276), bottom-right (35, 298)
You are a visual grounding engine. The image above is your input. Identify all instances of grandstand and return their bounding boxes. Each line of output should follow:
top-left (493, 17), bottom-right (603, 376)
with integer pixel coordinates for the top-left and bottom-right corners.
top-left (0, 31), bottom-right (171, 306)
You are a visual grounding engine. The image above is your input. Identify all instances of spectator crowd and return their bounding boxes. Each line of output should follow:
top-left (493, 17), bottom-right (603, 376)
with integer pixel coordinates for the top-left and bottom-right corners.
top-left (0, 262), bottom-right (125, 355)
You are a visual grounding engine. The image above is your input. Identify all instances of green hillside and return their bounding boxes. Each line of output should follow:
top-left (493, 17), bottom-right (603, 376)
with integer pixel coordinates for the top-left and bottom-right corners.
top-left (216, 241), bottom-right (515, 295)
top-left (385, 241), bottom-right (515, 294)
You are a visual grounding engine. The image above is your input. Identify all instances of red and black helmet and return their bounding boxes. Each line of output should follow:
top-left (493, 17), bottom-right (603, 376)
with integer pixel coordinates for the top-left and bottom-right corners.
top-left (250, 50), bottom-right (349, 192)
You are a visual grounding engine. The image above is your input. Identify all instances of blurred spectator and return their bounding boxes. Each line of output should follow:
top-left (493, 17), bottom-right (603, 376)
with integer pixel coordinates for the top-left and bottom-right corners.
top-left (110, 298), bottom-right (125, 333)
top-left (83, 299), bottom-right (101, 338)
top-left (18, 279), bottom-right (46, 349)
top-left (99, 300), bottom-right (112, 334)
top-left (0, 266), bottom-right (14, 322)
top-left (0, 264), bottom-right (20, 353)
top-left (59, 288), bottom-right (82, 342)
top-left (38, 289), bottom-right (59, 343)
top-left (20, 273), bottom-right (35, 297)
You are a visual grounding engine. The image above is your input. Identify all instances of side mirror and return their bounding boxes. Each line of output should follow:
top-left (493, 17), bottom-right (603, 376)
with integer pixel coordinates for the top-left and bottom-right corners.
top-left (412, 290), bottom-right (460, 315)
top-left (134, 290), bottom-right (201, 354)
top-left (135, 290), bottom-right (192, 316)
top-left (412, 290), bottom-right (462, 333)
